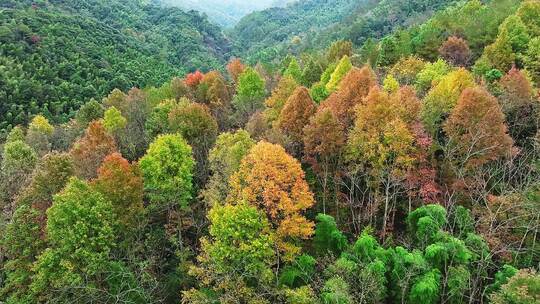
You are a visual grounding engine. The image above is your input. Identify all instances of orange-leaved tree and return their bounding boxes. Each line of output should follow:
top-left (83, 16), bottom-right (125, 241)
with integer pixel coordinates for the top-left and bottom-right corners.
top-left (185, 70), bottom-right (204, 89)
top-left (264, 75), bottom-right (298, 126)
top-left (498, 67), bottom-right (538, 146)
top-left (70, 120), bottom-right (117, 180)
top-left (278, 86), bottom-right (317, 142)
top-left (197, 71), bottom-right (231, 129)
top-left (303, 108), bottom-right (346, 215)
top-left (226, 58), bottom-right (246, 83)
top-left (227, 141), bottom-right (315, 260)
top-left (320, 66), bottom-right (378, 128)
top-left (92, 152), bottom-right (144, 228)
top-left (444, 86), bottom-right (514, 169)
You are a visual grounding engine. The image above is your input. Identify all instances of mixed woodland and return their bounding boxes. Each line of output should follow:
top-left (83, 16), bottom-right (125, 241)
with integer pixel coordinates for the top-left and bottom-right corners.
top-left (1, 0), bottom-right (540, 303)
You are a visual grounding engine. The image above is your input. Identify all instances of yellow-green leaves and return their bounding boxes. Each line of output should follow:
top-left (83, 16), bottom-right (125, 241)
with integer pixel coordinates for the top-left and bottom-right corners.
top-left (103, 106), bottom-right (127, 133)
top-left (421, 68), bottom-right (475, 135)
top-left (326, 55), bottom-right (352, 93)
top-left (139, 134), bottom-right (194, 209)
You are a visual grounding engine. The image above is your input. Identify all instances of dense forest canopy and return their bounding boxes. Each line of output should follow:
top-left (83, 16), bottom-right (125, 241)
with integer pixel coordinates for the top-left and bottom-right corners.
top-left (0, 0), bottom-right (230, 135)
top-left (229, 0), bottom-right (463, 64)
top-left (1, 0), bottom-right (540, 303)
top-left (230, 0), bottom-right (366, 63)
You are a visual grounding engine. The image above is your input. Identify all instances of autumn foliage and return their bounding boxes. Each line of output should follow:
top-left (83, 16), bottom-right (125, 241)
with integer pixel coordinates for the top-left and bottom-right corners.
top-left (439, 36), bottom-right (472, 67)
top-left (3, 2), bottom-right (540, 302)
top-left (499, 67), bottom-right (534, 101)
top-left (320, 66), bottom-right (378, 127)
top-left (70, 120), bottom-right (117, 180)
top-left (498, 67), bottom-right (538, 145)
top-left (264, 75), bottom-right (298, 125)
top-left (226, 58), bottom-right (246, 83)
top-left (303, 108), bottom-right (346, 215)
top-left (347, 87), bottom-right (417, 179)
top-left (92, 152), bottom-right (144, 227)
top-left (228, 141), bottom-right (315, 259)
top-left (199, 71), bottom-right (230, 108)
top-left (278, 86), bottom-right (317, 141)
top-left (185, 70), bottom-right (204, 88)
top-left (444, 87), bottom-right (514, 168)
top-left (303, 108), bottom-right (346, 165)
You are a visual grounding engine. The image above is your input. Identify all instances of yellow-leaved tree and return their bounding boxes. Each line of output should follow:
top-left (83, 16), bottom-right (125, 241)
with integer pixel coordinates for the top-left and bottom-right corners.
top-left (228, 141), bottom-right (315, 260)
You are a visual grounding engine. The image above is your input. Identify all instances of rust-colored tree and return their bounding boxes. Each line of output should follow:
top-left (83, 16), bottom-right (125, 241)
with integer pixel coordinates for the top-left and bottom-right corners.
top-left (303, 108), bottom-right (346, 215)
top-left (499, 67), bottom-right (534, 101)
top-left (393, 87), bottom-right (441, 205)
top-left (198, 71), bottom-right (231, 129)
top-left (392, 86), bottom-right (422, 123)
top-left (444, 87), bottom-right (514, 169)
top-left (278, 86), bottom-right (317, 142)
top-left (320, 66), bottom-right (378, 128)
top-left (185, 70), bottom-right (204, 89)
top-left (228, 141), bottom-right (315, 260)
top-left (92, 152), bottom-right (144, 228)
top-left (439, 36), bottom-right (472, 67)
top-left (405, 122), bottom-right (441, 206)
top-left (304, 109), bottom-right (346, 167)
top-left (70, 121), bottom-right (117, 180)
top-left (498, 67), bottom-right (538, 146)
top-left (226, 58), bottom-right (246, 83)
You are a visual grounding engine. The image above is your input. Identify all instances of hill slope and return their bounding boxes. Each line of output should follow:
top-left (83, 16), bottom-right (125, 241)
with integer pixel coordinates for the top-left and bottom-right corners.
top-left (0, 0), bottom-right (230, 133)
top-left (230, 0), bottom-right (364, 63)
top-left (230, 0), bottom-right (461, 63)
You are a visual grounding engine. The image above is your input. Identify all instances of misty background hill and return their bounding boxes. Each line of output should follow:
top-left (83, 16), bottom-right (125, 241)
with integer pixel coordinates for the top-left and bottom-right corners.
top-left (160, 0), bottom-right (296, 27)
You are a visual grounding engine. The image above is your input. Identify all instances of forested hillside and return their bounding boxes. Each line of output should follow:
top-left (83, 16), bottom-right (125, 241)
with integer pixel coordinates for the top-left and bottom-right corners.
top-left (230, 0), bottom-right (364, 63)
top-left (1, 0), bottom-right (540, 303)
top-left (0, 0), bottom-right (230, 135)
top-left (230, 0), bottom-right (461, 64)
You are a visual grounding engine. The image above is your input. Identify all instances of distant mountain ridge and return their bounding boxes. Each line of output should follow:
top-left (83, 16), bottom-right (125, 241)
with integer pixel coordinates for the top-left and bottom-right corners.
top-left (230, 0), bottom-right (462, 64)
top-left (160, 0), bottom-right (297, 27)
